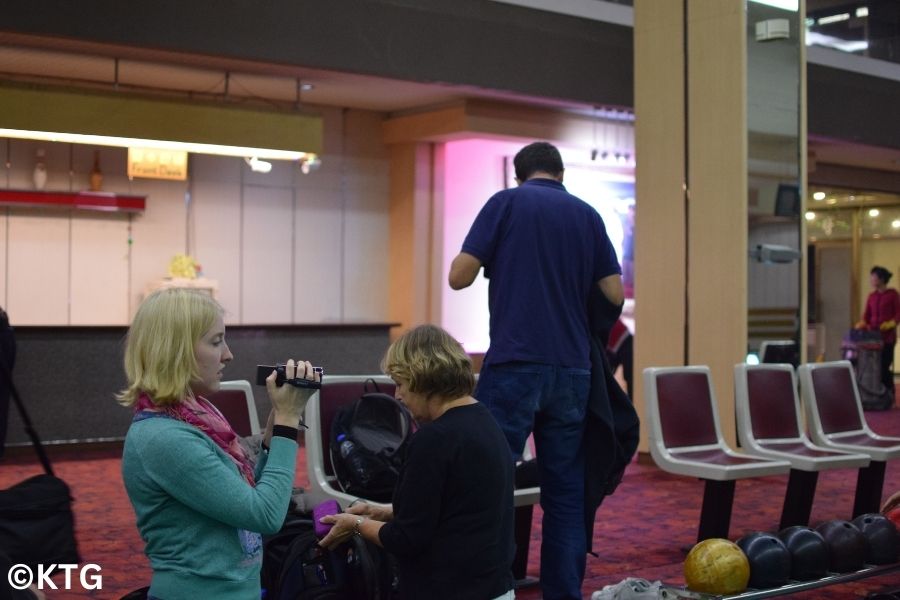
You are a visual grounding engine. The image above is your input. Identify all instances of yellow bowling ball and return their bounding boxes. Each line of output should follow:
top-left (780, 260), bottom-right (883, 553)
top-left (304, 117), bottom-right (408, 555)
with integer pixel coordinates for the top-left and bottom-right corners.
top-left (684, 538), bottom-right (750, 595)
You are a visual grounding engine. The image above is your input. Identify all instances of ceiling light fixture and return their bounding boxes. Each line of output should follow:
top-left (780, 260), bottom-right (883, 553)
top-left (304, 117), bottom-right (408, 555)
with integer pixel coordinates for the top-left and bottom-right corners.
top-left (0, 85), bottom-right (322, 163)
top-left (812, 191), bottom-right (826, 201)
top-left (245, 156), bottom-right (272, 173)
top-left (818, 13), bottom-right (850, 25)
top-left (749, 0), bottom-right (798, 12)
top-left (869, 208), bottom-right (880, 217)
top-left (0, 128), bottom-right (312, 162)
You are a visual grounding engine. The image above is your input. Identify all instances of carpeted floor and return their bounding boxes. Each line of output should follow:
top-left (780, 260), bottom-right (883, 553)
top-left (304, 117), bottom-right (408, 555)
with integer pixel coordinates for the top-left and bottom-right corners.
top-left (3, 409), bottom-right (900, 599)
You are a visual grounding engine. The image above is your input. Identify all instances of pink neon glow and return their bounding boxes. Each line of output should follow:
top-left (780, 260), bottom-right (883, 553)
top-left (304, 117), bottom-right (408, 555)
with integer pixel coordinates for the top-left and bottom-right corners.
top-left (440, 138), bottom-right (634, 354)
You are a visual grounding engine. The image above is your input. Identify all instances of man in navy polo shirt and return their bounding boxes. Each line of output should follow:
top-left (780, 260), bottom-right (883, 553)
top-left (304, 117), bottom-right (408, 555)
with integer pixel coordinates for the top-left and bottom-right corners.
top-left (449, 141), bottom-right (624, 600)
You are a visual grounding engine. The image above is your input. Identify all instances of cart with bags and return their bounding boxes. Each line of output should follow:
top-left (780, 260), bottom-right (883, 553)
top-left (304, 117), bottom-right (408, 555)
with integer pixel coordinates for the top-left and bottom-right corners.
top-left (841, 329), bottom-right (894, 411)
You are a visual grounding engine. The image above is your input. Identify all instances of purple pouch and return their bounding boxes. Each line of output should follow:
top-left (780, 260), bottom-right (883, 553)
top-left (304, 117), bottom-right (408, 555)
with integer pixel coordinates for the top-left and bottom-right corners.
top-left (313, 499), bottom-right (341, 538)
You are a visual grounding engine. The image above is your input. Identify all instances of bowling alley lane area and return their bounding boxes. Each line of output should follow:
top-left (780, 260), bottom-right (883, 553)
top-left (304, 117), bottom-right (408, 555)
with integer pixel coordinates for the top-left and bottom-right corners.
top-left (571, 406), bottom-right (900, 599)
top-left (3, 407), bottom-right (900, 598)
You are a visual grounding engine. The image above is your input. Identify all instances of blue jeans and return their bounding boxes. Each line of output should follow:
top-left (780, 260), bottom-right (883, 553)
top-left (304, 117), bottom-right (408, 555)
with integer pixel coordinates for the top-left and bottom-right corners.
top-left (476, 361), bottom-right (590, 600)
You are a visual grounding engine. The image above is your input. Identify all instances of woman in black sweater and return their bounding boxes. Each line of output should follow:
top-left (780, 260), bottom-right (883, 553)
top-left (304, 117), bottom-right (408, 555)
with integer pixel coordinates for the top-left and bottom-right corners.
top-left (320, 324), bottom-right (516, 600)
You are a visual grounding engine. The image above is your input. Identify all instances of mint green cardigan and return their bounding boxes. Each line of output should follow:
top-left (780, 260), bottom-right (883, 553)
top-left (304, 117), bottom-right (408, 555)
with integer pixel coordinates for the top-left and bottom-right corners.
top-left (122, 415), bottom-right (296, 600)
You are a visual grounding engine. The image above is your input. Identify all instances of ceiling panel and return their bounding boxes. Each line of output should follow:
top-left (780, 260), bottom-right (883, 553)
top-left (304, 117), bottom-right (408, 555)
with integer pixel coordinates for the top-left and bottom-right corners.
top-left (0, 46), bottom-right (113, 82)
top-left (2, 43), bottom-right (899, 178)
top-left (118, 59), bottom-right (226, 95)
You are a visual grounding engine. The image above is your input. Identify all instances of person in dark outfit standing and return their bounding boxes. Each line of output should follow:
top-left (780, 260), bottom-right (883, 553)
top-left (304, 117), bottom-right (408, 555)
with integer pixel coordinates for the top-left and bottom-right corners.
top-left (448, 141), bottom-right (624, 600)
top-left (320, 324), bottom-right (515, 600)
top-left (0, 307), bottom-right (15, 458)
top-left (859, 266), bottom-right (900, 396)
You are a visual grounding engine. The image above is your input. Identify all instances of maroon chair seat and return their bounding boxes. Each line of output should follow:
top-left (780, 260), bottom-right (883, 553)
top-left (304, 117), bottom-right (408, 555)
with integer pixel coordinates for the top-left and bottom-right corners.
top-left (207, 380), bottom-right (260, 437)
top-left (734, 363), bottom-right (869, 528)
top-left (676, 449), bottom-right (779, 466)
top-left (799, 361), bottom-right (900, 517)
top-left (829, 433), bottom-right (900, 449)
top-left (756, 441), bottom-right (846, 458)
top-left (644, 366), bottom-right (790, 542)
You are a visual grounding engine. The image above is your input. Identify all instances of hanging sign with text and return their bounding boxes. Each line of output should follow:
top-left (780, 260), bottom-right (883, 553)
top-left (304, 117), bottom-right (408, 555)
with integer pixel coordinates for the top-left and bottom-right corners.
top-left (127, 148), bottom-right (188, 181)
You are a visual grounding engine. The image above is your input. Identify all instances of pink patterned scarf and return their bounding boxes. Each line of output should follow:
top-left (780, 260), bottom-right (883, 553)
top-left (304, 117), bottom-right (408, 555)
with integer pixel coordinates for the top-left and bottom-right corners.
top-left (134, 392), bottom-right (256, 487)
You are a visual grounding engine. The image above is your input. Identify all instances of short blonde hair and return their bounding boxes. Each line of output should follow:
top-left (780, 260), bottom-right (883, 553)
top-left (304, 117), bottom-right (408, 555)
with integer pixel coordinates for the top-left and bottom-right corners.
top-left (116, 288), bottom-right (223, 407)
top-left (381, 324), bottom-right (474, 400)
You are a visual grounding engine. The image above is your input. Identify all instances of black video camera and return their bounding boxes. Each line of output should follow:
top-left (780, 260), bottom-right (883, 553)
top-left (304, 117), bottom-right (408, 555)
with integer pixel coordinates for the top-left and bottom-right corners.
top-left (255, 364), bottom-right (324, 389)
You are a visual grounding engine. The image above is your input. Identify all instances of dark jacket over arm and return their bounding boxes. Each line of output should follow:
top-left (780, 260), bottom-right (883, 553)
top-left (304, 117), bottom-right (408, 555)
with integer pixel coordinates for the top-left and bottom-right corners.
top-left (583, 288), bottom-right (640, 552)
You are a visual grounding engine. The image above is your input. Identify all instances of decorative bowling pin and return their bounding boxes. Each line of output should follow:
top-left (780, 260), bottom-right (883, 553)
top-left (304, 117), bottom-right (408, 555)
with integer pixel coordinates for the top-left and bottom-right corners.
top-left (33, 149), bottom-right (48, 190)
top-left (90, 150), bottom-right (103, 191)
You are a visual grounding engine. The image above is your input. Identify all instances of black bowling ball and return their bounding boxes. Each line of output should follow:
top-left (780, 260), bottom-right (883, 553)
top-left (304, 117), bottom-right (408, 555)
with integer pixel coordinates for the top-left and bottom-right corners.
top-left (736, 531), bottom-right (792, 589)
top-left (815, 519), bottom-right (868, 573)
top-left (852, 513), bottom-right (900, 565)
top-left (778, 525), bottom-right (829, 580)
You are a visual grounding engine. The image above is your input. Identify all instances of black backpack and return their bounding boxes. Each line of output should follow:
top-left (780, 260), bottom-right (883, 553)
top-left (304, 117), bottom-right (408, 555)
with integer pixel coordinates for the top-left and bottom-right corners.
top-left (329, 381), bottom-right (413, 503)
top-left (261, 517), bottom-right (380, 600)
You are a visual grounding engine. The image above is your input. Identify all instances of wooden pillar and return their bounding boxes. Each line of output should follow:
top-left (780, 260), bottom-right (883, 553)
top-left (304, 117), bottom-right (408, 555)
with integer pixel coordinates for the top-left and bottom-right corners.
top-left (388, 142), bottom-right (435, 336)
top-left (634, 0), bottom-right (748, 448)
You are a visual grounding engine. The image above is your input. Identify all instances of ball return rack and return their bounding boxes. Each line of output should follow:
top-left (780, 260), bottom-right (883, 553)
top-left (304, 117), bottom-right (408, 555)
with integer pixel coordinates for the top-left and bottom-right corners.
top-left (658, 562), bottom-right (900, 599)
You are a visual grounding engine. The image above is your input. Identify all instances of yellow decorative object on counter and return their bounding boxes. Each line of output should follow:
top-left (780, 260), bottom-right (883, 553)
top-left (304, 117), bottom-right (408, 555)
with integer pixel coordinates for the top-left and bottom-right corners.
top-left (168, 254), bottom-right (200, 279)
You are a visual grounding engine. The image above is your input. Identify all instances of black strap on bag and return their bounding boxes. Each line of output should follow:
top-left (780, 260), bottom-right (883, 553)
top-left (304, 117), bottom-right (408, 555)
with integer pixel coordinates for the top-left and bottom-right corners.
top-left (0, 308), bottom-right (53, 475)
top-left (0, 307), bottom-right (79, 569)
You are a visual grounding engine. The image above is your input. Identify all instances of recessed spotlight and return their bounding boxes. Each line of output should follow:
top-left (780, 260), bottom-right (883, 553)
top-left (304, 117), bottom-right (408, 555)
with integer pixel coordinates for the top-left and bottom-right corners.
top-left (813, 191), bottom-right (826, 201)
top-left (869, 208), bottom-right (880, 217)
top-left (892, 219), bottom-right (900, 229)
top-left (805, 211), bottom-right (816, 221)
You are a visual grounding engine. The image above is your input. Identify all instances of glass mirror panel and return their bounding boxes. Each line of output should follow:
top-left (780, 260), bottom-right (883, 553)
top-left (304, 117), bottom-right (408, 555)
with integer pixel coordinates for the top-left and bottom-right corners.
top-left (746, 0), bottom-right (803, 364)
top-left (806, 208), bottom-right (854, 240)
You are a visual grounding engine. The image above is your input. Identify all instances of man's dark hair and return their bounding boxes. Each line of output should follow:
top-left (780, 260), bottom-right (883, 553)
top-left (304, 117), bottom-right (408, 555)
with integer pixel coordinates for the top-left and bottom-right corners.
top-left (872, 266), bottom-right (893, 285)
top-left (514, 142), bottom-right (564, 181)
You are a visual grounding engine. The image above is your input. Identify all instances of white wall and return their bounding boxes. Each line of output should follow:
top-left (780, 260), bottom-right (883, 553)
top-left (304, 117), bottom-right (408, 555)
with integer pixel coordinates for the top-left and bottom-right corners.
top-left (440, 138), bottom-right (524, 353)
top-left (0, 107), bottom-right (391, 325)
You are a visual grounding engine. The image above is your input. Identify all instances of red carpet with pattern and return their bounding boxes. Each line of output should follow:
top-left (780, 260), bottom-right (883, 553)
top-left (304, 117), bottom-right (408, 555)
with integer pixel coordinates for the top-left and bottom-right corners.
top-left (3, 409), bottom-right (900, 599)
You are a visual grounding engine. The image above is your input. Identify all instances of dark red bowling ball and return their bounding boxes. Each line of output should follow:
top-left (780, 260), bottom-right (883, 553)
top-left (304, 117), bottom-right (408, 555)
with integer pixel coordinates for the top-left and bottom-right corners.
top-left (777, 526), bottom-right (829, 581)
top-left (736, 531), bottom-right (791, 589)
top-left (886, 506), bottom-right (900, 530)
top-left (853, 513), bottom-right (900, 565)
top-left (815, 519), bottom-right (867, 573)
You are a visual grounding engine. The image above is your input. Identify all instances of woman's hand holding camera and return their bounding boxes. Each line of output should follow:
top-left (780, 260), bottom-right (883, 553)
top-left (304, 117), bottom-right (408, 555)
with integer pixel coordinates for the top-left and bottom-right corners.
top-left (266, 359), bottom-right (320, 427)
